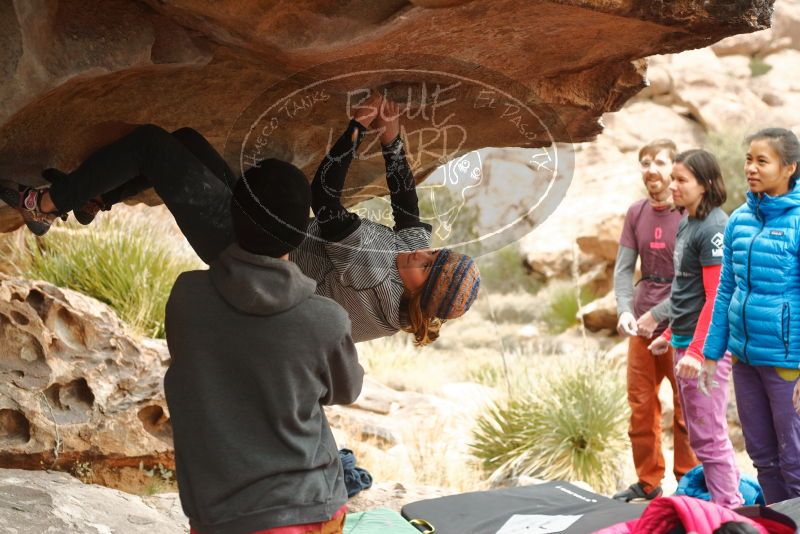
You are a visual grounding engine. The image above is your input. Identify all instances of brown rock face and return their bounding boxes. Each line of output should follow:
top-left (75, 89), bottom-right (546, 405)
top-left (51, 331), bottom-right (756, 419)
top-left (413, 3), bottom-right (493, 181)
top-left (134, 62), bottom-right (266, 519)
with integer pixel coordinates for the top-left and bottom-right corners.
top-left (577, 290), bottom-right (617, 333)
top-left (0, 0), bottom-right (774, 233)
top-left (0, 276), bottom-right (173, 470)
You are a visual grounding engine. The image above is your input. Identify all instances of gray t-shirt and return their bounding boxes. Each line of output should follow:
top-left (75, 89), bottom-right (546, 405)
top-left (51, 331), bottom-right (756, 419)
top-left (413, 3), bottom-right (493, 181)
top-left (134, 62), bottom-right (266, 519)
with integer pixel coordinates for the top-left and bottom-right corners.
top-left (669, 207), bottom-right (728, 336)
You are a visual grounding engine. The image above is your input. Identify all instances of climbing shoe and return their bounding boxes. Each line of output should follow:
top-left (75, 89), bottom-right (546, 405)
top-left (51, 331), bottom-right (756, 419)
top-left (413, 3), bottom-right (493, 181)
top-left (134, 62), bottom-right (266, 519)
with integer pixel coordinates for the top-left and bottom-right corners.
top-left (0, 184), bottom-right (60, 236)
top-left (73, 197), bottom-right (107, 226)
top-left (42, 169), bottom-right (107, 225)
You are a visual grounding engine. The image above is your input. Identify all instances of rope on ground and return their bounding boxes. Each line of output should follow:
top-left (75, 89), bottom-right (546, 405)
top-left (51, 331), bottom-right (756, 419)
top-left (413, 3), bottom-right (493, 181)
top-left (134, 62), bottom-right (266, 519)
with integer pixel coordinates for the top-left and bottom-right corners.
top-left (38, 391), bottom-right (62, 471)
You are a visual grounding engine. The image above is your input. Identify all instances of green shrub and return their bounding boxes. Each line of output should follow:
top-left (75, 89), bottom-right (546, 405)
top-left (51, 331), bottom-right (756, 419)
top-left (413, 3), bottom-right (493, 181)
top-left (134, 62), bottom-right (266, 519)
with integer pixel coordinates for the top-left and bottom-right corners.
top-left (476, 245), bottom-right (541, 296)
top-left (471, 360), bottom-right (629, 493)
top-left (749, 57), bottom-right (772, 78)
top-left (541, 283), bottom-right (594, 333)
top-left (705, 130), bottom-right (749, 214)
top-left (15, 213), bottom-right (202, 338)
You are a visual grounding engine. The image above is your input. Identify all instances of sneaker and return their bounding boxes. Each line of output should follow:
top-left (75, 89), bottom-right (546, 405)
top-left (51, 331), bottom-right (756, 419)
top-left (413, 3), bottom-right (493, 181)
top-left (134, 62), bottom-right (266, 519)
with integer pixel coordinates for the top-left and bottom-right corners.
top-left (612, 482), bottom-right (663, 502)
top-left (73, 197), bottom-right (106, 225)
top-left (0, 185), bottom-right (59, 236)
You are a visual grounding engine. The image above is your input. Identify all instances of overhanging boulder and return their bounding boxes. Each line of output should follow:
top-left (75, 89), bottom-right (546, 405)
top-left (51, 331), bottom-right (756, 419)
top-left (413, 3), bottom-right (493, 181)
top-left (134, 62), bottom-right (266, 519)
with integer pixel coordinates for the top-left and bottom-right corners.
top-left (0, 0), bottom-right (775, 233)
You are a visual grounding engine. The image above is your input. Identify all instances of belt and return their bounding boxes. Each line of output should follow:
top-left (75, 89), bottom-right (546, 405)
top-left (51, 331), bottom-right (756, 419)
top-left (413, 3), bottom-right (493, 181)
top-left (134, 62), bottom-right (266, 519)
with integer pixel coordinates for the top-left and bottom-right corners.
top-left (637, 275), bottom-right (673, 285)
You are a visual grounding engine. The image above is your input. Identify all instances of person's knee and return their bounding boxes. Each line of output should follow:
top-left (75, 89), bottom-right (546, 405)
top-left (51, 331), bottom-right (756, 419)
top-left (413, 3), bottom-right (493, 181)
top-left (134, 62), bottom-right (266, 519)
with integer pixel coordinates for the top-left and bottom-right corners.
top-left (752, 457), bottom-right (781, 473)
top-left (627, 392), bottom-right (655, 413)
top-left (688, 431), bottom-right (727, 452)
top-left (133, 123), bottom-right (173, 145)
top-left (743, 437), bottom-right (778, 462)
top-left (776, 444), bottom-right (800, 470)
top-left (171, 127), bottom-right (203, 145)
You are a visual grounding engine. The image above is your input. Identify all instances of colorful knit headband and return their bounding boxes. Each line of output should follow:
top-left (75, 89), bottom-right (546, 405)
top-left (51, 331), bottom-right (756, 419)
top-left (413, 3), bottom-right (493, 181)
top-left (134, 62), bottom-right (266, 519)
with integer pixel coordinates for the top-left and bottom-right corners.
top-left (420, 248), bottom-right (481, 320)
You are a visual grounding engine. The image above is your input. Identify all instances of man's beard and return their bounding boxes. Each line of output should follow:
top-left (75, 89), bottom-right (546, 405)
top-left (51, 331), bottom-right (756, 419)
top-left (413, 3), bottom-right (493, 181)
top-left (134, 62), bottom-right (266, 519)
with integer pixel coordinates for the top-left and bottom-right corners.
top-left (646, 180), bottom-right (671, 205)
top-left (646, 181), bottom-right (668, 198)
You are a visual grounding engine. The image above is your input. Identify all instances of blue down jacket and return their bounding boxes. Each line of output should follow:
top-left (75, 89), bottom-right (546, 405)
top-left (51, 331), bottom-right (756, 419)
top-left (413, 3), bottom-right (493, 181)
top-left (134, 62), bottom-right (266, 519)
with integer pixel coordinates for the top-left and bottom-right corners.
top-left (704, 182), bottom-right (800, 367)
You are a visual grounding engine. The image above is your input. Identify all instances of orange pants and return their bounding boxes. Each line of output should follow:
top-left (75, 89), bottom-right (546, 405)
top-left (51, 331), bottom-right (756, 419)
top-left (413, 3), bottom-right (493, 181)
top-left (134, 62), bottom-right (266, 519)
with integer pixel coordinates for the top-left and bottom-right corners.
top-left (627, 335), bottom-right (698, 492)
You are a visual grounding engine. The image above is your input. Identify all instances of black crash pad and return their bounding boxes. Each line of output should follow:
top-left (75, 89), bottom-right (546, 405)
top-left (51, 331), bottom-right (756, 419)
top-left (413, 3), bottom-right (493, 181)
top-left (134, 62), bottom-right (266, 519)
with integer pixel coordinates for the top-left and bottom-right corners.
top-left (401, 481), bottom-right (647, 534)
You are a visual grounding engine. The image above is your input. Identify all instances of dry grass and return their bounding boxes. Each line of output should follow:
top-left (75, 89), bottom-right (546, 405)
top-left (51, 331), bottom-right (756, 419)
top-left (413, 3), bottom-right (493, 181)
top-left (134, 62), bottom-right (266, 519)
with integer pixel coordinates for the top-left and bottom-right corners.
top-left (357, 336), bottom-right (443, 392)
top-left (353, 271), bottom-right (635, 496)
top-left (344, 417), bottom-right (489, 493)
top-left (471, 290), bottom-right (542, 325)
top-left (2, 206), bottom-right (202, 338)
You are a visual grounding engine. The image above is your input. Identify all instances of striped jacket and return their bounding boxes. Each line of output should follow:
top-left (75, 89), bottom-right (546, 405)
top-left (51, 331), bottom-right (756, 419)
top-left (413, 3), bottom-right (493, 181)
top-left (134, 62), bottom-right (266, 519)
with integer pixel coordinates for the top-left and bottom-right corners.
top-left (290, 218), bottom-right (431, 343)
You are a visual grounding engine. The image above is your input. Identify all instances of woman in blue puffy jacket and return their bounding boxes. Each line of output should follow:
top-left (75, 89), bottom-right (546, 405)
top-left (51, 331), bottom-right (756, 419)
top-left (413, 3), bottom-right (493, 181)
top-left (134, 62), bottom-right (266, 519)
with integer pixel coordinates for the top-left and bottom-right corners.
top-left (704, 128), bottom-right (800, 504)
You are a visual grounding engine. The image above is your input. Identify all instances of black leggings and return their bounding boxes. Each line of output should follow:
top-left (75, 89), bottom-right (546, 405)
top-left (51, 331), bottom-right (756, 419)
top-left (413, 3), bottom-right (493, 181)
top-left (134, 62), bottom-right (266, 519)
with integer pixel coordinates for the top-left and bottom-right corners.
top-left (48, 125), bottom-right (236, 264)
top-left (47, 121), bottom-right (424, 264)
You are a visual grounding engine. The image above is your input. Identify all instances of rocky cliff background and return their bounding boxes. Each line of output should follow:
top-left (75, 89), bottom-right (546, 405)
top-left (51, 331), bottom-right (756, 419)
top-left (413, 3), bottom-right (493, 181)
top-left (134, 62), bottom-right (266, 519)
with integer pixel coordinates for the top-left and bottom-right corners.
top-left (522, 0), bottom-right (800, 330)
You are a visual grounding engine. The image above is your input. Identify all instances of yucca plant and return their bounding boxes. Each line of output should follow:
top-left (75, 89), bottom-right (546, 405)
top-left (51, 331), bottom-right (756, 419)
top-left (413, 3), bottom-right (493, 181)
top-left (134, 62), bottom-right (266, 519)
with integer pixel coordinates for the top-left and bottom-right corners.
top-left (471, 360), bottom-right (629, 493)
top-left (14, 212), bottom-right (202, 338)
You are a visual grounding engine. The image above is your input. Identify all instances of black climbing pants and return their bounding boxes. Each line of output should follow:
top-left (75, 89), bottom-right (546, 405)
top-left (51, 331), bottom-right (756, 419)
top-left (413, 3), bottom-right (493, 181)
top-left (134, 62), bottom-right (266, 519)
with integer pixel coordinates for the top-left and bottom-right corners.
top-left (48, 124), bottom-right (236, 264)
top-left (46, 121), bottom-right (426, 265)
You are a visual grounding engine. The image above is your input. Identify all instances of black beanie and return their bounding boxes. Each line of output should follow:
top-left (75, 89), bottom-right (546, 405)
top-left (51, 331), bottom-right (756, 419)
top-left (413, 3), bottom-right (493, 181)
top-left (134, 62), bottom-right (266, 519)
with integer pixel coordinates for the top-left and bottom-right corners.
top-left (230, 159), bottom-right (311, 258)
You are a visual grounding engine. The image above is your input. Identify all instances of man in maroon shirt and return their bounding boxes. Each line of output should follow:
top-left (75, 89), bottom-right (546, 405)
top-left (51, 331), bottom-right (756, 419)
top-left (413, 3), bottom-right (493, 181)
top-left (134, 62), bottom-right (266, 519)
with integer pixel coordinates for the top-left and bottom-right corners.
top-left (612, 139), bottom-right (698, 502)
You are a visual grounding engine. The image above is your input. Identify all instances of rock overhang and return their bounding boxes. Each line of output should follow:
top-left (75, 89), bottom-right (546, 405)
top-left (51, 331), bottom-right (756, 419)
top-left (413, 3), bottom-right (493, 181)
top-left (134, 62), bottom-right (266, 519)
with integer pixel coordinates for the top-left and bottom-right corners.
top-left (0, 0), bottom-right (775, 233)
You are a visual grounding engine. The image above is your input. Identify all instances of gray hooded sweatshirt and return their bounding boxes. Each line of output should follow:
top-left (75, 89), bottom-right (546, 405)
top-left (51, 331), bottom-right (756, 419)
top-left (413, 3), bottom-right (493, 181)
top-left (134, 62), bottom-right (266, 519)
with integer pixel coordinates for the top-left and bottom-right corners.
top-left (164, 244), bottom-right (363, 534)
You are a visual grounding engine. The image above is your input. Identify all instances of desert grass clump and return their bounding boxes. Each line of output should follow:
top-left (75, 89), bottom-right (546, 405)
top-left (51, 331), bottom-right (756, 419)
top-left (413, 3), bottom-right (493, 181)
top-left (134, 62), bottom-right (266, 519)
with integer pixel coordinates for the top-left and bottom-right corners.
top-left (475, 245), bottom-right (541, 296)
top-left (473, 290), bottom-right (542, 325)
top-left (357, 335), bottom-right (430, 391)
top-left (342, 416), bottom-right (489, 493)
top-left (540, 282), bottom-right (594, 333)
top-left (471, 359), bottom-right (629, 494)
top-left (13, 212), bottom-right (202, 338)
top-left (466, 361), bottom-right (508, 388)
top-left (403, 415), bottom-right (488, 491)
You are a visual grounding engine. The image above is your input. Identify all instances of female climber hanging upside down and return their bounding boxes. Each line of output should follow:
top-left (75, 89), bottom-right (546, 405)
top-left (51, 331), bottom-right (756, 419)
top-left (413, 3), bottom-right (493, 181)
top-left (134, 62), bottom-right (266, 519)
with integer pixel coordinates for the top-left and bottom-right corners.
top-left (3, 92), bottom-right (480, 345)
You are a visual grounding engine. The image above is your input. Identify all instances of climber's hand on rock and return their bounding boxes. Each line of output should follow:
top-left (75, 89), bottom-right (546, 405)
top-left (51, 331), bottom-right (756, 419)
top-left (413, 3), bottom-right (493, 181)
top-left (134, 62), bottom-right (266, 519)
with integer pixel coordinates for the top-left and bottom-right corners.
top-left (375, 98), bottom-right (401, 146)
top-left (352, 91), bottom-right (383, 130)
